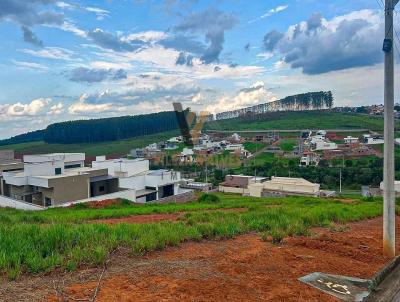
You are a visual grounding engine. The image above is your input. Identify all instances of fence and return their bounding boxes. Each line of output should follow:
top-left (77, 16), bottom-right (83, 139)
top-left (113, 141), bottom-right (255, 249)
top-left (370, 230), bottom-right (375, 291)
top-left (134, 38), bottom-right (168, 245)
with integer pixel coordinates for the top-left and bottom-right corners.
top-left (60, 189), bottom-right (137, 207)
top-left (0, 195), bottom-right (44, 211)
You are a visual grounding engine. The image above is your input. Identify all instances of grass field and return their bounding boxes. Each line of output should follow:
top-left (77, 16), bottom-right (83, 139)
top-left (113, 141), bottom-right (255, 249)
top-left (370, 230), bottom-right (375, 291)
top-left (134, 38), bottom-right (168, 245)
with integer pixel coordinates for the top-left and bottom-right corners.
top-left (0, 131), bottom-right (179, 157)
top-left (0, 193), bottom-right (394, 280)
top-left (207, 111), bottom-right (395, 132)
top-left (278, 138), bottom-right (298, 152)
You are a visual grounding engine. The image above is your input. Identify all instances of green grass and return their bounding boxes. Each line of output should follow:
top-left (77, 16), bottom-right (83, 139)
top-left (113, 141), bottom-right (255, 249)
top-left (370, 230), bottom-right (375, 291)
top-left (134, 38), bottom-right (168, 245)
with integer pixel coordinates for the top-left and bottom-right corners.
top-left (243, 142), bottom-right (267, 153)
top-left (0, 131), bottom-right (179, 156)
top-left (207, 111), bottom-right (394, 132)
top-left (0, 193), bottom-right (393, 280)
top-left (278, 139), bottom-right (298, 152)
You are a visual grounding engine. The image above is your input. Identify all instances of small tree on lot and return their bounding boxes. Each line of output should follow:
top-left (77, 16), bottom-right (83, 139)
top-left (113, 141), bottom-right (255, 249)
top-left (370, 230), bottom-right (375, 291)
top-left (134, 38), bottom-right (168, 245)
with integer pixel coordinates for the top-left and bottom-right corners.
top-left (198, 193), bottom-right (220, 203)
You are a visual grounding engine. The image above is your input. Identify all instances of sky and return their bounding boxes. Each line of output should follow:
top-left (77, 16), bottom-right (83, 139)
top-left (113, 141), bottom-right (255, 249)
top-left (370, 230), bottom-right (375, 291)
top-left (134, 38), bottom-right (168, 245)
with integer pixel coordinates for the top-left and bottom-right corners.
top-left (0, 0), bottom-right (399, 139)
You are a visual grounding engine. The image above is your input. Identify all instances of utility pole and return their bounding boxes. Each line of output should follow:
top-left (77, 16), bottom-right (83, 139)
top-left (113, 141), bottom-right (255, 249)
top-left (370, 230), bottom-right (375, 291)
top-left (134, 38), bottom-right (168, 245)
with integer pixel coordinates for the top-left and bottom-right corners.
top-left (383, 0), bottom-right (398, 258)
top-left (339, 168), bottom-right (342, 194)
top-left (254, 144), bottom-right (257, 181)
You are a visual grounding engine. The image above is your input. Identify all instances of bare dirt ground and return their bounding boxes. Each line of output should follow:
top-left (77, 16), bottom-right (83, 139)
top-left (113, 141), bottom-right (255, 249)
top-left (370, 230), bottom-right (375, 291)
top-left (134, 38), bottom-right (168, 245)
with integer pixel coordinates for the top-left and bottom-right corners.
top-left (1, 217), bottom-right (399, 302)
top-left (89, 208), bottom-right (248, 225)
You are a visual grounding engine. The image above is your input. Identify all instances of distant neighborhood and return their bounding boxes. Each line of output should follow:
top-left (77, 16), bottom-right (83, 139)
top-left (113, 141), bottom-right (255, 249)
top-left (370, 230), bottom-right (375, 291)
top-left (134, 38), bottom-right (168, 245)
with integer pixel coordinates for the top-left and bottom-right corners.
top-left (0, 122), bottom-right (392, 210)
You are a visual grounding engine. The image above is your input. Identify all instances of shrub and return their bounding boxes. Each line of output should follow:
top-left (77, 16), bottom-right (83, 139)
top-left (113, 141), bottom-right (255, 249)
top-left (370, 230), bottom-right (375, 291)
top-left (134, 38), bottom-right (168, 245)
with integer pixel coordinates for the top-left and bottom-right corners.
top-left (198, 193), bottom-right (220, 203)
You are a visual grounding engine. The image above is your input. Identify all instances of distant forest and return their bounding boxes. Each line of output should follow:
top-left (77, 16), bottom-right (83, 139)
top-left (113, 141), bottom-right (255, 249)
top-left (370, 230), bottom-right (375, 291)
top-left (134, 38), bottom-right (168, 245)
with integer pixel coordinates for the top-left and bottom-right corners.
top-left (0, 111), bottom-right (181, 145)
top-left (0, 129), bottom-right (45, 146)
top-left (44, 111), bottom-right (180, 144)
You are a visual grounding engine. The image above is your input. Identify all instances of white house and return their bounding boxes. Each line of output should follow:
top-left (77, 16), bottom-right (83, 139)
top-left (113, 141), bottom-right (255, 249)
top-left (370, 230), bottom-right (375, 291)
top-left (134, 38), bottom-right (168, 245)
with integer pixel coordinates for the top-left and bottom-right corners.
top-left (92, 157), bottom-right (187, 203)
top-left (344, 136), bottom-right (359, 144)
top-left (363, 134), bottom-right (384, 145)
top-left (1, 153), bottom-right (116, 207)
top-left (177, 148), bottom-right (195, 163)
top-left (300, 151), bottom-right (319, 166)
top-left (225, 144), bottom-right (244, 152)
top-left (248, 177), bottom-right (320, 197)
top-left (311, 140), bottom-right (337, 151)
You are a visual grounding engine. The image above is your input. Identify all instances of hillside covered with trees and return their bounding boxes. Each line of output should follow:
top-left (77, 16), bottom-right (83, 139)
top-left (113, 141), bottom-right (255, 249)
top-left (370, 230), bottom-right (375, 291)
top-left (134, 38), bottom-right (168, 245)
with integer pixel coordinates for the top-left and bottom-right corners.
top-left (0, 111), bottom-right (181, 146)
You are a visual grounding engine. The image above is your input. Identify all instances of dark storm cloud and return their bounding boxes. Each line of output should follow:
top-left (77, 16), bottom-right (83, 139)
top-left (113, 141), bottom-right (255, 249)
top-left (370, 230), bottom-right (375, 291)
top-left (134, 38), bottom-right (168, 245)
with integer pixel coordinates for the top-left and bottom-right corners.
top-left (263, 30), bottom-right (284, 52)
top-left (174, 8), bottom-right (238, 64)
top-left (69, 67), bottom-right (127, 83)
top-left (175, 52), bottom-right (194, 66)
top-left (88, 29), bottom-right (145, 52)
top-left (0, 0), bottom-right (64, 46)
top-left (264, 11), bottom-right (383, 74)
top-left (21, 26), bottom-right (43, 47)
top-left (159, 35), bottom-right (206, 55)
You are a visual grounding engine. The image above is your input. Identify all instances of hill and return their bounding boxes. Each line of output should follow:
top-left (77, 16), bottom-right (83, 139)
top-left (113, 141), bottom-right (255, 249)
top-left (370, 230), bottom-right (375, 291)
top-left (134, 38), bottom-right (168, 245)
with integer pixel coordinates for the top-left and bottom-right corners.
top-left (0, 110), bottom-right (181, 146)
top-left (207, 110), bottom-right (392, 132)
top-left (0, 111), bottom-right (394, 157)
top-left (0, 131), bottom-right (179, 157)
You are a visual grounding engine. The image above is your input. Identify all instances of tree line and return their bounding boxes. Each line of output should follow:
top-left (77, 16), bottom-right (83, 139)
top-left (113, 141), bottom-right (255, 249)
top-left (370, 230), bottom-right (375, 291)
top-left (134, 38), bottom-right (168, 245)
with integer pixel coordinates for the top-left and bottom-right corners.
top-left (44, 111), bottom-right (180, 144)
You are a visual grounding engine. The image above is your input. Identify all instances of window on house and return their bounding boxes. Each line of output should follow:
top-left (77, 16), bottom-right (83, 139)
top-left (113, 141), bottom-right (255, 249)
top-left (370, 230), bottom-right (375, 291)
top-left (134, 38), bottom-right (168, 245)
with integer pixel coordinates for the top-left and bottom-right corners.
top-left (65, 163), bottom-right (81, 169)
top-left (45, 197), bottom-right (52, 207)
top-left (55, 168), bottom-right (62, 175)
top-left (99, 185), bottom-right (105, 192)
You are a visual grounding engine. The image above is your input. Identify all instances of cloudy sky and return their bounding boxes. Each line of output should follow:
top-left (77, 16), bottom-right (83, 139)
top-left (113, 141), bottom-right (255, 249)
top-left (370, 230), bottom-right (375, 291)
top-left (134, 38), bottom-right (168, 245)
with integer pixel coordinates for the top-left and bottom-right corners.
top-left (0, 0), bottom-right (399, 139)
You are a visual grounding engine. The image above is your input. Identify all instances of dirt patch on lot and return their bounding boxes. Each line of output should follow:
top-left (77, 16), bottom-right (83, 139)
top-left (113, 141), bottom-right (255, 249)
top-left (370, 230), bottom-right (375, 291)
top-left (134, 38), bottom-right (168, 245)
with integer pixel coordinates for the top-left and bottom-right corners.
top-left (330, 198), bottom-right (358, 204)
top-left (1, 217), bottom-right (399, 302)
top-left (90, 208), bottom-right (248, 225)
top-left (91, 213), bottom-right (183, 224)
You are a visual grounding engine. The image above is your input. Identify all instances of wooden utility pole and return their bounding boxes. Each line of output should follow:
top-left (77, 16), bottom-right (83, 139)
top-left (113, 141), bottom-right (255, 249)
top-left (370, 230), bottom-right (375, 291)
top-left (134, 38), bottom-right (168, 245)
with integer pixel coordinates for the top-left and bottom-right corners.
top-left (383, 0), bottom-right (398, 258)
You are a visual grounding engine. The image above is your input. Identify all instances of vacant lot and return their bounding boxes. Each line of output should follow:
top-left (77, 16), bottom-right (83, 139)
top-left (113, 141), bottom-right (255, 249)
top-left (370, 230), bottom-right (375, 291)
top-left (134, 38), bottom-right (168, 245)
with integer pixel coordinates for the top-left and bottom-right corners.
top-left (2, 217), bottom-right (399, 301)
top-left (0, 194), bottom-right (399, 301)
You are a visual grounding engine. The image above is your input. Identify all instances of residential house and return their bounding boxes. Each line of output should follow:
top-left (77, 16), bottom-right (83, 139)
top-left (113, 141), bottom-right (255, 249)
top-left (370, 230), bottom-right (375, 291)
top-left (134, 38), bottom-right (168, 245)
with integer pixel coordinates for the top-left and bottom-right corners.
top-left (1, 153), bottom-right (117, 207)
top-left (177, 148), bottom-right (195, 163)
top-left (300, 151), bottom-right (319, 166)
top-left (92, 157), bottom-right (186, 203)
top-left (344, 136), bottom-right (359, 144)
top-left (248, 177), bottom-right (320, 197)
top-left (363, 134), bottom-right (384, 145)
top-left (219, 175), bottom-right (267, 195)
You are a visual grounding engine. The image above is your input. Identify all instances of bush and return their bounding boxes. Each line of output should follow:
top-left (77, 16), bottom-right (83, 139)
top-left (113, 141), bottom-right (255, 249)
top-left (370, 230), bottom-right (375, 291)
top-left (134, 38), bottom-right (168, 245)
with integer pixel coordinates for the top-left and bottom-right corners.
top-left (198, 193), bottom-right (220, 203)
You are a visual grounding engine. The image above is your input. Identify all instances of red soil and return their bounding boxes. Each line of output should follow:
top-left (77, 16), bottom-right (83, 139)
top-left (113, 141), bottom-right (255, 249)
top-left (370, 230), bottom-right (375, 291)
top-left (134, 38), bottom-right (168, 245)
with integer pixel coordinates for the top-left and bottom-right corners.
top-left (92, 213), bottom-right (182, 224)
top-left (70, 199), bottom-right (125, 209)
top-left (90, 208), bottom-right (247, 225)
top-left (38, 217), bottom-right (400, 302)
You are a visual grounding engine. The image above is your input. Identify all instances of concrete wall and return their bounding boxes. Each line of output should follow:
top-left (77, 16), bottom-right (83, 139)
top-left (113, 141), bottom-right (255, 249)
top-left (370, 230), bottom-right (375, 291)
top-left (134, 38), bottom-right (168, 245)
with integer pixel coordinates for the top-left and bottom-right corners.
top-left (0, 195), bottom-right (44, 211)
top-left (92, 158), bottom-right (149, 177)
top-left (48, 174), bottom-right (90, 206)
top-left (218, 185), bottom-right (249, 195)
top-left (150, 190), bottom-right (194, 204)
top-left (24, 160), bottom-right (64, 176)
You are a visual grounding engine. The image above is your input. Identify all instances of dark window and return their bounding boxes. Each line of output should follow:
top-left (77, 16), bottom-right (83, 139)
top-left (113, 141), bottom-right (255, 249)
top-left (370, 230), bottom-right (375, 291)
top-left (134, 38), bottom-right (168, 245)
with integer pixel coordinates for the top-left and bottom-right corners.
top-left (65, 164), bottom-right (81, 169)
top-left (55, 168), bottom-right (62, 175)
top-left (99, 185), bottom-right (105, 192)
top-left (45, 197), bottom-right (52, 207)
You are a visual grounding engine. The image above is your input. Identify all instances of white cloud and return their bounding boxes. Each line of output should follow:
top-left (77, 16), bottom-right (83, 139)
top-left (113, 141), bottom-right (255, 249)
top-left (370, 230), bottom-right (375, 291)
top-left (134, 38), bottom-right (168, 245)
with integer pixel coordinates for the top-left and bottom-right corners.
top-left (0, 98), bottom-right (50, 119)
top-left (56, 1), bottom-right (74, 9)
top-left (249, 5), bottom-right (288, 23)
top-left (261, 5), bottom-right (288, 19)
top-left (68, 94), bottom-right (115, 115)
top-left (20, 47), bottom-right (75, 60)
top-left (85, 7), bottom-right (110, 20)
top-left (12, 60), bottom-right (48, 71)
top-left (206, 81), bottom-right (277, 113)
top-left (48, 102), bottom-right (64, 115)
top-left (124, 31), bottom-right (168, 43)
top-left (256, 52), bottom-right (274, 61)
